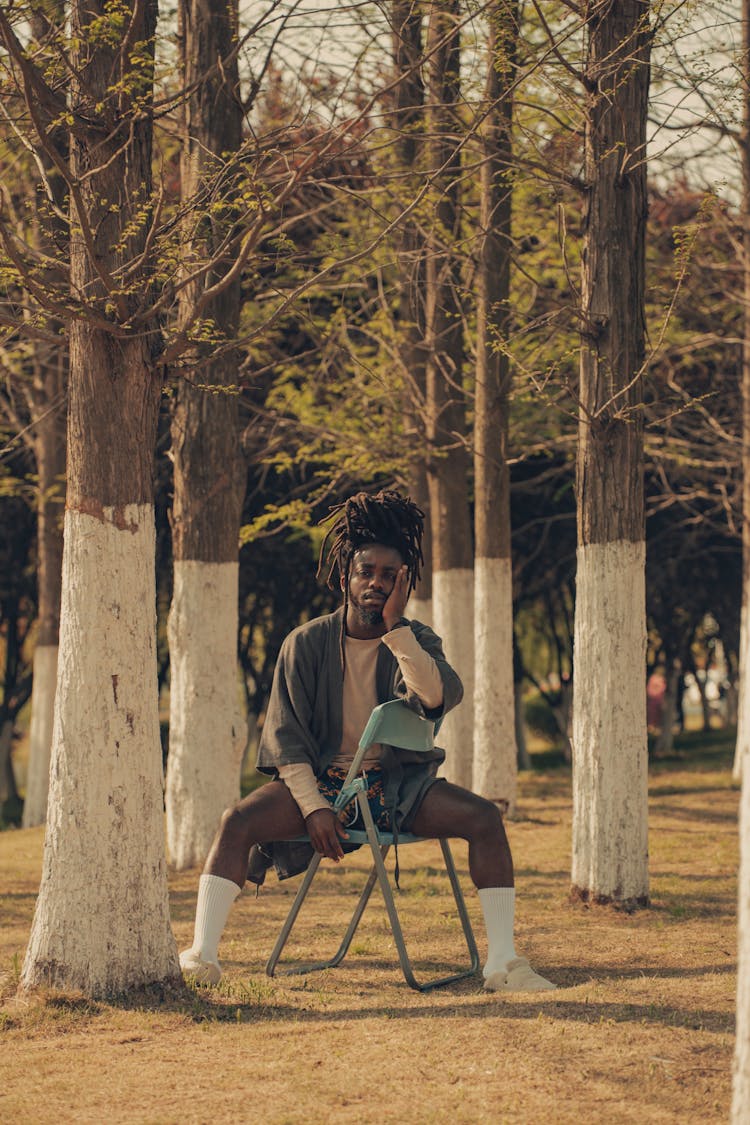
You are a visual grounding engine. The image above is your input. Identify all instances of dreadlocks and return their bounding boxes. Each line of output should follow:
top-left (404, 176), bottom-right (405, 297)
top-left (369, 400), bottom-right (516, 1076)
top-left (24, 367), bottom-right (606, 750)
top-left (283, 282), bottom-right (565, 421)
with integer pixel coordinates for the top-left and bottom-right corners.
top-left (318, 489), bottom-right (425, 597)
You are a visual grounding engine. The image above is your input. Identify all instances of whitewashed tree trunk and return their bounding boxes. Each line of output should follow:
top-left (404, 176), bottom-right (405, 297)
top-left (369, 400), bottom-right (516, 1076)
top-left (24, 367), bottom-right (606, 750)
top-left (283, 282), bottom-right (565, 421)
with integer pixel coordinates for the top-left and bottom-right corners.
top-left (21, 0), bottom-right (178, 995)
top-left (474, 557), bottom-right (516, 810)
top-left (571, 542), bottom-right (649, 904)
top-left (164, 0), bottom-right (245, 870)
top-left (409, 597), bottom-right (433, 629)
top-left (22, 508), bottom-right (178, 993)
top-left (14, 4), bottom-right (67, 831)
top-left (732, 5), bottom-right (750, 1115)
top-left (22, 645), bottom-right (58, 827)
top-left (167, 561), bottom-right (245, 869)
top-left (472, 0), bottom-right (517, 811)
top-left (425, 0), bottom-right (473, 789)
top-left (734, 734), bottom-right (750, 1121)
top-left (433, 568), bottom-right (474, 788)
top-left (571, 0), bottom-right (650, 908)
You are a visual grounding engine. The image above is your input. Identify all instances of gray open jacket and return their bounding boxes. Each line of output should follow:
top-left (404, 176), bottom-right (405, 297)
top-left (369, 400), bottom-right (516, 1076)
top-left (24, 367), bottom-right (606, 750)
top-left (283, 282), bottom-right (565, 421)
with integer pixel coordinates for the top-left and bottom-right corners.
top-left (247, 606), bottom-right (463, 884)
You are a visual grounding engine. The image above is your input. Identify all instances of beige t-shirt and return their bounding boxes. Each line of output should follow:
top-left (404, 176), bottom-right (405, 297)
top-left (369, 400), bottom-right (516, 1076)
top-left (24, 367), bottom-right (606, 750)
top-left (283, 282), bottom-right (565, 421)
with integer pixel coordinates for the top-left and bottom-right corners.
top-left (278, 625), bottom-right (444, 819)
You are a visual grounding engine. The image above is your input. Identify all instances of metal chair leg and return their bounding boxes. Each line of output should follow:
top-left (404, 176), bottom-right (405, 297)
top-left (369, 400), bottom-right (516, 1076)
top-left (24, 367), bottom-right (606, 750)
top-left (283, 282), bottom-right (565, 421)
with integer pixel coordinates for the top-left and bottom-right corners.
top-left (266, 801), bottom-right (480, 990)
top-left (266, 852), bottom-right (322, 977)
top-left (266, 849), bottom-right (387, 979)
top-left (358, 798), bottom-right (480, 992)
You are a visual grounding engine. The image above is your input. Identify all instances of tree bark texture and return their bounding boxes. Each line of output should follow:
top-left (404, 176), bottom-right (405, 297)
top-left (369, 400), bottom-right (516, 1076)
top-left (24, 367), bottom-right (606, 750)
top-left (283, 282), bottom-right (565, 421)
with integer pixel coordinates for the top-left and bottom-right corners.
top-left (21, 3), bottom-right (68, 828)
top-left (737, 0), bottom-right (750, 789)
top-left (733, 1), bottom-right (750, 1114)
top-left (169, 0), bottom-right (245, 565)
top-left (23, 355), bottom-right (66, 828)
top-left (473, 0), bottom-right (518, 809)
top-left (425, 0), bottom-right (474, 788)
top-left (22, 646), bottom-right (59, 828)
top-left (22, 0), bottom-right (179, 995)
top-left (390, 1), bottom-right (433, 616)
top-left (166, 0), bottom-right (247, 868)
top-left (166, 562), bottom-right (245, 868)
top-left (571, 0), bottom-right (650, 907)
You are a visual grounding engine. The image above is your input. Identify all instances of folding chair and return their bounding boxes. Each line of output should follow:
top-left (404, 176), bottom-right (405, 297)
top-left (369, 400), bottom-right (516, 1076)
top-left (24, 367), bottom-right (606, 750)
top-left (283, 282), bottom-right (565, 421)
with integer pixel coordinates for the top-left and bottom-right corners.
top-left (265, 699), bottom-right (480, 991)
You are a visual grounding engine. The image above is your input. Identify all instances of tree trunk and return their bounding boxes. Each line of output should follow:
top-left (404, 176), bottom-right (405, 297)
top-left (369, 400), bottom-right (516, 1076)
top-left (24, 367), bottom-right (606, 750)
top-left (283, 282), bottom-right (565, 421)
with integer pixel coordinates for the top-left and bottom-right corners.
top-left (473, 0), bottom-right (518, 812)
top-left (23, 355), bottom-right (66, 828)
top-left (165, 0), bottom-right (247, 870)
top-left (390, 2), bottom-right (433, 629)
top-left (695, 667), bottom-right (713, 733)
top-left (570, 1), bottom-right (650, 908)
top-left (22, 0), bottom-right (179, 995)
top-left (737, 603), bottom-right (747, 780)
top-left (0, 719), bottom-right (16, 807)
top-left (21, 3), bottom-right (67, 830)
top-left (425, 0), bottom-right (474, 788)
top-left (654, 660), bottom-right (679, 757)
top-left (733, 0), bottom-right (750, 1113)
top-left (514, 685), bottom-right (530, 771)
top-left (406, 463), bottom-right (434, 627)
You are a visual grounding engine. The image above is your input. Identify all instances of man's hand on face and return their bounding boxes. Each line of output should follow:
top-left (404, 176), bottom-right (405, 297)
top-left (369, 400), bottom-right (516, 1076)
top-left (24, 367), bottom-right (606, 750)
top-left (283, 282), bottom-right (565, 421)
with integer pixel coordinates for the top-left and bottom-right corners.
top-left (382, 565), bottom-right (409, 632)
top-left (305, 808), bottom-right (349, 861)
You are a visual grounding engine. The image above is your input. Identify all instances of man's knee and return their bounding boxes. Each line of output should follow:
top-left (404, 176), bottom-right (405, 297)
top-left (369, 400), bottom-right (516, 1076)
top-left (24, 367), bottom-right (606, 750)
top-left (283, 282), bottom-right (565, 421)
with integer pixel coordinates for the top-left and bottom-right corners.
top-left (218, 803), bottom-right (253, 849)
top-left (472, 796), bottom-right (506, 841)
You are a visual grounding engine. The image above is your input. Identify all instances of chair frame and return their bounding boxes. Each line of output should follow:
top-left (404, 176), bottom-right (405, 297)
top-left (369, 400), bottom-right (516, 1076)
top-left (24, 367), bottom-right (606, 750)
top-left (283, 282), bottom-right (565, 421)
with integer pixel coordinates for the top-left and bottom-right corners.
top-left (265, 701), bottom-right (480, 992)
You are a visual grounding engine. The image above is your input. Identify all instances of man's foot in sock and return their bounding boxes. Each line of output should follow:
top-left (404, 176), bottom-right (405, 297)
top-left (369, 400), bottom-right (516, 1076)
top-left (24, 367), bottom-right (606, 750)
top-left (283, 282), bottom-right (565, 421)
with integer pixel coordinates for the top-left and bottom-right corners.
top-left (180, 948), bottom-right (222, 986)
top-left (483, 956), bottom-right (556, 993)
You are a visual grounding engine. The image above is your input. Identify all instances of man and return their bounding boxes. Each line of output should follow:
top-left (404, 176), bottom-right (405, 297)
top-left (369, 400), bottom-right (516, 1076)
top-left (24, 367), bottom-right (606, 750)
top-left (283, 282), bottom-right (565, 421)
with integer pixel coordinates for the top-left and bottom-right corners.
top-left (180, 490), bottom-right (555, 993)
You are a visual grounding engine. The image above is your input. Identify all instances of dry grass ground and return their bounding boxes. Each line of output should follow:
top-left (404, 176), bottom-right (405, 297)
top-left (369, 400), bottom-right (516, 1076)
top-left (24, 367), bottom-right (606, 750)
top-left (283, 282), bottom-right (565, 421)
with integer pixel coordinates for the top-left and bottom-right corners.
top-left (0, 738), bottom-right (738, 1124)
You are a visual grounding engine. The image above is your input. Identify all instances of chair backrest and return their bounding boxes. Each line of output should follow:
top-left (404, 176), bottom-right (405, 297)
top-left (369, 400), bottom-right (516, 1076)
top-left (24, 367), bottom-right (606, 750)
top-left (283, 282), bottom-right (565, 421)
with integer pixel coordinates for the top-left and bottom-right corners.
top-left (358, 699), bottom-right (436, 755)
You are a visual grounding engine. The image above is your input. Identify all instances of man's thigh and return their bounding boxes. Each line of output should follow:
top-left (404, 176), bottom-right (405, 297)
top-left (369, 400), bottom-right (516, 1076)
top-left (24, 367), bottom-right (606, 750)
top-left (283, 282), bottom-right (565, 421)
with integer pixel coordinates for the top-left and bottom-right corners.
top-left (232, 779), bottom-right (307, 843)
top-left (409, 779), bottom-right (497, 840)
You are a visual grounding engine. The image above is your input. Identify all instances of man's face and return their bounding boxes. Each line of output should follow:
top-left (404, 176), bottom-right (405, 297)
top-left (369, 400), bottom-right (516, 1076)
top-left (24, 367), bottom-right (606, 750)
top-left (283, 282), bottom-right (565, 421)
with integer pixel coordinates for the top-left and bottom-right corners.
top-left (345, 544), bottom-right (404, 627)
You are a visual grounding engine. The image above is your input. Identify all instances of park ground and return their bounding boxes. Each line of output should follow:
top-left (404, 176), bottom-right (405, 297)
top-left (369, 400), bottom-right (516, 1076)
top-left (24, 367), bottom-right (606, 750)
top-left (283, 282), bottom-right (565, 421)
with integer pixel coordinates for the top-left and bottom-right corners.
top-left (0, 734), bottom-right (738, 1124)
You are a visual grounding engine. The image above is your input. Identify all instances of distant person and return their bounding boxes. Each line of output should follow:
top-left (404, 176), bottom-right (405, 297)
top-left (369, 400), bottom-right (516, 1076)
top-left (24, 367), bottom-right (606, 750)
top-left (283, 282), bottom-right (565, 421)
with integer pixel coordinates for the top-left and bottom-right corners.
top-left (180, 490), bottom-right (556, 993)
top-left (647, 670), bottom-right (666, 731)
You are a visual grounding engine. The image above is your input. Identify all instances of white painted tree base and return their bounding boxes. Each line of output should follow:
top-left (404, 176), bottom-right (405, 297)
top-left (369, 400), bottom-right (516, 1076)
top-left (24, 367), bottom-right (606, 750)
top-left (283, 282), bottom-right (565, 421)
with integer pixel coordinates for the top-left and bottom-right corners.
top-left (473, 556), bottom-right (517, 812)
top-left (733, 747), bottom-right (750, 1120)
top-left (408, 597), bottom-right (433, 630)
top-left (22, 506), bottom-right (179, 995)
top-left (432, 568), bottom-right (474, 790)
top-left (22, 645), bottom-right (58, 828)
top-left (571, 540), bottom-right (649, 904)
top-left (166, 560), bottom-right (245, 870)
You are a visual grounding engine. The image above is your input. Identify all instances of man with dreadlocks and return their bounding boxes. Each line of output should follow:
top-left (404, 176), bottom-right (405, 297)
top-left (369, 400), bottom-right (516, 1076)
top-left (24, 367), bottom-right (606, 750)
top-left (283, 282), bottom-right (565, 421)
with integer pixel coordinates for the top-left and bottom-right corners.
top-left (180, 489), bottom-right (555, 992)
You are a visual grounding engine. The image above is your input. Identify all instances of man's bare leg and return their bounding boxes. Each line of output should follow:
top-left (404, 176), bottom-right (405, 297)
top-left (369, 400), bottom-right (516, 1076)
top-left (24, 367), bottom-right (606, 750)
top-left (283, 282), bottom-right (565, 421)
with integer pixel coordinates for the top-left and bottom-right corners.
top-left (204, 780), bottom-right (306, 886)
top-left (410, 780), bottom-right (555, 992)
top-left (180, 782), bottom-right (305, 983)
top-left (409, 779), bottom-right (513, 889)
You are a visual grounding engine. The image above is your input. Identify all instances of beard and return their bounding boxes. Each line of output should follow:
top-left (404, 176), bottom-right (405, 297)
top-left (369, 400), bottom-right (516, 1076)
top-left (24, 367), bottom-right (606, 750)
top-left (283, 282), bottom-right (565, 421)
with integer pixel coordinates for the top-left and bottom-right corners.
top-left (350, 596), bottom-right (385, 627)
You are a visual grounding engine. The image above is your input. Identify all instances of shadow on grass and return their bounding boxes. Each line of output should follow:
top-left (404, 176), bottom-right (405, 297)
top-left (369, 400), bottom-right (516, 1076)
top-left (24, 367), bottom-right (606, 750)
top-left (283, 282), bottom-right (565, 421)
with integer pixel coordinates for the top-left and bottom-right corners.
top-left (648, 803), bottom-right (737, 826)
top-left (3, 959), bottom-right (734, 1039)
top-left (132, 976), bottom-right (737, 1036)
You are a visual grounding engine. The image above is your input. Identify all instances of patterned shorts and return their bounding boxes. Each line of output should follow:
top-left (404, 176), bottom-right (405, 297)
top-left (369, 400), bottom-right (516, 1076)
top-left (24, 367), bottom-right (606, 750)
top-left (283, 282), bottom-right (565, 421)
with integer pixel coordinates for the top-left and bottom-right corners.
top-left (317, 765), bottom-right (391, 831)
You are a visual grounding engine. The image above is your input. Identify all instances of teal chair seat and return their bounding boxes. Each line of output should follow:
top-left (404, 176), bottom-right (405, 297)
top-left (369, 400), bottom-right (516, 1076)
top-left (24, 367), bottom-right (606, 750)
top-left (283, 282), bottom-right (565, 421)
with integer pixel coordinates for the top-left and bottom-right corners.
top-left (265, 699), bottom-right (479, 992)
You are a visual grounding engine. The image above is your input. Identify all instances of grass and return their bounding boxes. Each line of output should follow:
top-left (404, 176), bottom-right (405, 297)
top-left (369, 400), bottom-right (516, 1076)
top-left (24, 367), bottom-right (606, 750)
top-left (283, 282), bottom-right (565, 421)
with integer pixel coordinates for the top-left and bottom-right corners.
top-left (0, 735), bottom-right (738, 1124)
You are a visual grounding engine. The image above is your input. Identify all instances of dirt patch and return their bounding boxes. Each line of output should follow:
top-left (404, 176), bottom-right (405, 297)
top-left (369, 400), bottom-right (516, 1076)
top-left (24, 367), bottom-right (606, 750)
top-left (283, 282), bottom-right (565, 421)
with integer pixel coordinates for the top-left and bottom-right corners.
top-left (0, 750), bottom-right (737, 1123)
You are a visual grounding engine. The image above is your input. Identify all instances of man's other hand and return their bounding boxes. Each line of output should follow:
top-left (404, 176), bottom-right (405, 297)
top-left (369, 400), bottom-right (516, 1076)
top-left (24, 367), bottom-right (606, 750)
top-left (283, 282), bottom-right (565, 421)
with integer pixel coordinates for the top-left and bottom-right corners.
top-left (305, 808), bottom-right (349, 861)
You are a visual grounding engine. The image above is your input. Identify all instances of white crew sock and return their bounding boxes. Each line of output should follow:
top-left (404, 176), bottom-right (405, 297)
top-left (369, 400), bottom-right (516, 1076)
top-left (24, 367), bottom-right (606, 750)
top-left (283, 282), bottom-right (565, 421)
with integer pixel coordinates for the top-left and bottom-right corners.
top-left (190, 873), bottom-right (241, 963)
top-left (478, 886), bottom-right (517, 979)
